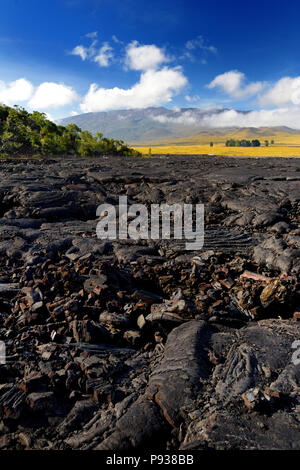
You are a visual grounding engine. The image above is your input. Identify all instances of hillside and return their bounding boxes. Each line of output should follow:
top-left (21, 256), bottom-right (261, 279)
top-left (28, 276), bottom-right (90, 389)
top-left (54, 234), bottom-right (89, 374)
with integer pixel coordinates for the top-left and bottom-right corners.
top-left (60, 107), bottom-right (203, 142)
top-left (157, 126), bottom-right (300, 146)
top-left (59, 107), bottom-right (300, 145)
top-left (59, 107), bottom-right (236, 143)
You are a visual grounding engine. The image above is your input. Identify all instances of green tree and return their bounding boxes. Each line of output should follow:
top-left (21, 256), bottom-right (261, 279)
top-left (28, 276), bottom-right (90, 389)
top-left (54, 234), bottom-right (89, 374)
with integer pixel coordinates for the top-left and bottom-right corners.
top-left (0, 104), bottom-right (141, 158)
top-left (226, 139), bottom-right (236, 147)
top-left (239, 139), bottom-right (251, 147)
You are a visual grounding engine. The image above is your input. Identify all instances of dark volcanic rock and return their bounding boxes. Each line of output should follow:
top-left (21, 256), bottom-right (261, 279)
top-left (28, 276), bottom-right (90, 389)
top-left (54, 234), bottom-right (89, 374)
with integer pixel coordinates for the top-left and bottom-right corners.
top-left (0, 155), bottom-right (299, 450)
top-left (182, 320), bottom-right (300, 450)
top-left (146, 321), bottom-right (210, 427)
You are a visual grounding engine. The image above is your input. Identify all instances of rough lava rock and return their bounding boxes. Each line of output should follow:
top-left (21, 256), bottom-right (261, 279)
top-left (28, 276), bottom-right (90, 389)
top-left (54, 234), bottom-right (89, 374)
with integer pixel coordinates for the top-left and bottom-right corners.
top-left (0, 155), bottom-right (299, 450)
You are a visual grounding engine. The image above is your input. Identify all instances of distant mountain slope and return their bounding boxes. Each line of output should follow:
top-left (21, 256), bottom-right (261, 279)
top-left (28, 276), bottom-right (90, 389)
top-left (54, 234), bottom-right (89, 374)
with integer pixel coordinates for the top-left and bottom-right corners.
top-left (59, 107), bottom-right (231, 143)
top-left (59, 107), bottom-right (300, 144)
top-left (159, 126), bottom-right (300, 146)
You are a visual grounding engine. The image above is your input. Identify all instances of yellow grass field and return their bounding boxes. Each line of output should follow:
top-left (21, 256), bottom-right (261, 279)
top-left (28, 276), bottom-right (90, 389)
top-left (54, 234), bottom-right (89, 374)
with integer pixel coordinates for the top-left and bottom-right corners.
top-left (133, 128), bottom-right (300, 156)
top-left (134, 144), bottom-right (300, 157)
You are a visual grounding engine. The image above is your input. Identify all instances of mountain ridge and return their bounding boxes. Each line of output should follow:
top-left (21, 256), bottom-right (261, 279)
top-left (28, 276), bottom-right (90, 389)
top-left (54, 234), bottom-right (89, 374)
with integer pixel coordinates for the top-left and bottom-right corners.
top-left (59, 107), bottom-right (300, 144)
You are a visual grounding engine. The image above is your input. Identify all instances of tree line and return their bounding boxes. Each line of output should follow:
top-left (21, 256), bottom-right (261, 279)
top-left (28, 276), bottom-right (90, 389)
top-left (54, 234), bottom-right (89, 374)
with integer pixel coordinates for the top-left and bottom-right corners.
top-left (0, 104), bottom-right (141, 157)
top-left (225, 138), bottom-right (274, 147)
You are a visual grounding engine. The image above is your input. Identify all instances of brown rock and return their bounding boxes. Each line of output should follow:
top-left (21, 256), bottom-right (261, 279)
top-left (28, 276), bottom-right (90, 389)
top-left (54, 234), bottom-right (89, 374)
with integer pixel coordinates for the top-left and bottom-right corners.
top-left (71, 319), bottom-right (111, 343)
top-left (26, 392), bottom-right (56, 413)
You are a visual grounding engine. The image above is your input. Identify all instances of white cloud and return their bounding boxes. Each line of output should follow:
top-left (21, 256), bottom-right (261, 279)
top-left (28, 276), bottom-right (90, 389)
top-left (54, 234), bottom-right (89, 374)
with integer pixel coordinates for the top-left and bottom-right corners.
top-left (70, 34), bottom-right (98, 61)
top-left (149, 105), bottom-right (300, 129)
top-left (125, 41), bottom-right (169, 71)
top-left (207, 70), bottom-right (265, 99)
top-left (71, 45), bottom-right (89, 61)
top-left (185, 94), bottom-right (200, 103)
top-left (86, 31), bottom-right (98, 39)
top-left (71, 41), bottom-right (97, 61)
top-left (185, 36), bottom-right (217, 54)
top-left (0, 78), bottom-right (78, 113)
top-left (29, 82), bottom-right (78, 110)
top-left (71, 34), bottom-right (115, 68)
top-left (94, 43), bottom-right (114, 67)
top-left (199, 107), bottom-right (300, 129)
top-left (152, 111), bottom-right (198, 125)
top-left (80, 66), bottom-right (187, 112)
top-left (181, 36), bottom-right (217, 63)
top-left (259, 76), bottom-right (300, 107)
top-left (112, 34), bottom-right (123, 44)
top-left (0, 78), bottom-right (34, 105)
top-left (45, 112), bottom-right (56, 122)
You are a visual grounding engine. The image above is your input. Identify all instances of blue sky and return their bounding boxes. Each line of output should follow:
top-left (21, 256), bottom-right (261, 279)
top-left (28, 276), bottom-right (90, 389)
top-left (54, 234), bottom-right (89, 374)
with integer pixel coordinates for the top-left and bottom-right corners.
top-left (1, 0), bottom-right (300, 127)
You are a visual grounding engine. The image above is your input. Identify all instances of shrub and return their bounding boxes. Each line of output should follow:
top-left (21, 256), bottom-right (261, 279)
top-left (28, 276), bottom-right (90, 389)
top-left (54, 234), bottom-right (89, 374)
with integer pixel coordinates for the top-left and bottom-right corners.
top-left (0, 104), bottom-right (141, 157)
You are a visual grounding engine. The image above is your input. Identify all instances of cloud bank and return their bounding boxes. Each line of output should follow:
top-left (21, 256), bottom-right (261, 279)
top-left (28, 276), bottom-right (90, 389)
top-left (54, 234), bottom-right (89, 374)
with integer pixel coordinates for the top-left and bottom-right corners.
top-left (153, 111), bottom-right (198, 125)
top-left (151, 106), bottom-right (300, 129)
top-left (80, 66), bottom-right (187, 112)
top-left (200, 107), bottom-right (300, 128)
